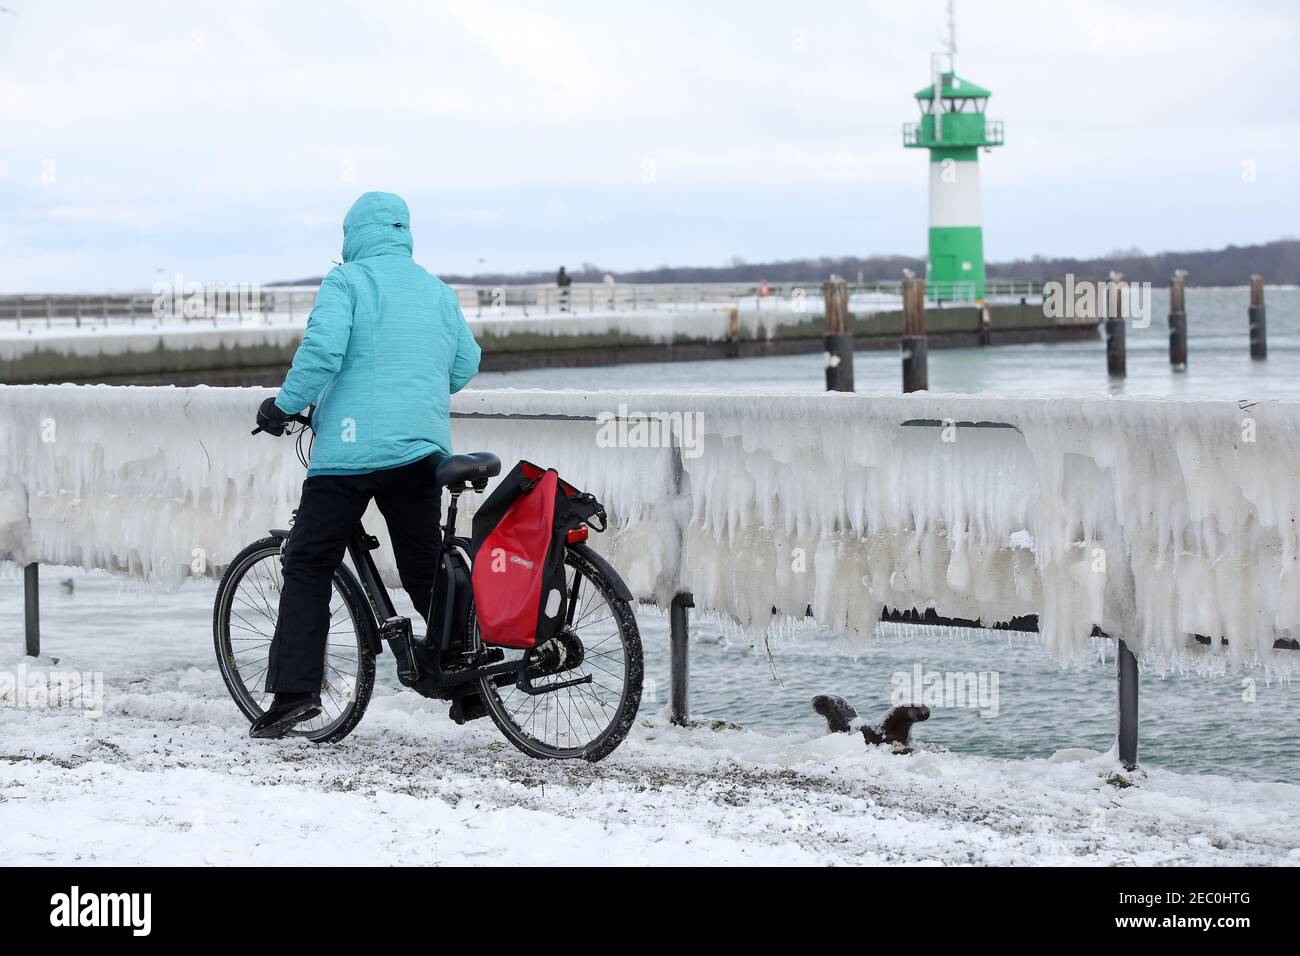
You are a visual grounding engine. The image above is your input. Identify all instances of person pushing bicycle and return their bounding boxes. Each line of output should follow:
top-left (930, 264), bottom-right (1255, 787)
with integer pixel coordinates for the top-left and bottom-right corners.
top-left (251, 191), bottom-right (481, 738)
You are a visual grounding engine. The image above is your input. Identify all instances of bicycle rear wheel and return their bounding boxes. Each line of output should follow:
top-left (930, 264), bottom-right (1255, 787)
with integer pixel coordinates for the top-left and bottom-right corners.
top-left (478, 545), bottom-right (642, 762)
top-left (213, 536), bottom-right (376, 743)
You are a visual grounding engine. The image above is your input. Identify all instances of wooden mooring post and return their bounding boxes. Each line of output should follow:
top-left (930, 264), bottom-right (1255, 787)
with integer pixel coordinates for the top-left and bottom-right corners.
top-left (1168, 271), bottom-right (1187, 371)
top-left (1105, 272), bottom-right (1127, 378)
top-left (724, 305), bottom-right (740, 358)
top-left (822, 276), bottom-right (854, 391)
top-left (1249, 275), bottom-right (1267, 360)
top-left (901, 276), bottom-right (928, 392)
top-left (24, 562), bottom-right (40, 657)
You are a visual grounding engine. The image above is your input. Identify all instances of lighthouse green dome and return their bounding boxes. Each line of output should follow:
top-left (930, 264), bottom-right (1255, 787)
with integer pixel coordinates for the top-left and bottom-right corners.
top-left (914, 72), bottom-right (992, 101)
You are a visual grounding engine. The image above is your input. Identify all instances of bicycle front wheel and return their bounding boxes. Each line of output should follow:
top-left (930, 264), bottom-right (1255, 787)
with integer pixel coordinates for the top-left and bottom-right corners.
top-left (479, 545), bottom-right (643, 762)
top-left (213, 536), bottom-right (376, 743)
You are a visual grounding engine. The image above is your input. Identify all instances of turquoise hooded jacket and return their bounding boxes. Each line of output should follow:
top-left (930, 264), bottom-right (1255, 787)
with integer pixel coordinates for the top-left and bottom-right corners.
top-left (274, 192), bottom-right (481, 476)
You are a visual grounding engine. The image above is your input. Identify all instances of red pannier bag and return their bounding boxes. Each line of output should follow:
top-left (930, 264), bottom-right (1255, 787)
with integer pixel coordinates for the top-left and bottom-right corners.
top-left (469, 460), bottom-right (606, 649)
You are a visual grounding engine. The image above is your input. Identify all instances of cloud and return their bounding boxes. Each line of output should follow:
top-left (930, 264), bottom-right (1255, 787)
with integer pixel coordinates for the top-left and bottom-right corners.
top-left (287, 212), bottom-right (339, 228)
top-left (16, 204), bottom-right (158, 227)
top-left (0, 0), bottom-right (1296, 290)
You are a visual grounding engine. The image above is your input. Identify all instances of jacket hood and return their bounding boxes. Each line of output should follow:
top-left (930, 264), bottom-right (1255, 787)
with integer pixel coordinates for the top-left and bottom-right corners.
top-left (342, 192), bottom-right (413, 262)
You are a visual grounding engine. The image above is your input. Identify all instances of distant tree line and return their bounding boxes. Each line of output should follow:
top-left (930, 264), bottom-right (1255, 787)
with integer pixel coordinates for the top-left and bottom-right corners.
top-left (987, 240), bottom-right (1299, 286)
top-left (274, 239), bottom-right (1299, 288)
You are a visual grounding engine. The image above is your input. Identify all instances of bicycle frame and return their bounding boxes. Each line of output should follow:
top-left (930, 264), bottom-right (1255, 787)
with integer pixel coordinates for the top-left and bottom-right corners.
top-left (247, 419), bottom-right (640, 749)
top-left (304, 489), bottom-right (595, 702)
top-left (345, 524), bottom-right (397, 657)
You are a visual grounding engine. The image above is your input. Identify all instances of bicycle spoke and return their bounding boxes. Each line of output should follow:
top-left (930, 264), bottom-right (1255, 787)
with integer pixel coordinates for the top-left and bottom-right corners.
top-left (239, 661), bottom-right (270, 688)
top-left (479, 551), bottom-right (640, 757)
top-left (221, 547), bottom-right (368, 742)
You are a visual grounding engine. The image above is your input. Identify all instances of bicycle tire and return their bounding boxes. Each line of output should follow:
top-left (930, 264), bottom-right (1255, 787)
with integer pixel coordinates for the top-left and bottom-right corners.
top-left (478, 544), bottom-right (642, 762)
top-left (213, 536), bottom-right (376, 743)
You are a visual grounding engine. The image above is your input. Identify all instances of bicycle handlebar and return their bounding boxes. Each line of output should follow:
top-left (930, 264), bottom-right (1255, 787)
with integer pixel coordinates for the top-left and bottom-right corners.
top-left (251, 411), bottom-right (313, 437)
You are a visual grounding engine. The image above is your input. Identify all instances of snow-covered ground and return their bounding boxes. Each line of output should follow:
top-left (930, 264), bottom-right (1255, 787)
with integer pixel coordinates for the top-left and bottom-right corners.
top-left (3, 628), bottom-right (1298, 866)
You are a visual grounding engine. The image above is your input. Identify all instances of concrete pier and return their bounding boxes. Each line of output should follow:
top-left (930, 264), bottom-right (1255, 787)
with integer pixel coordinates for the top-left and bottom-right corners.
top-left (1, 302), bottom-right (1099, 385)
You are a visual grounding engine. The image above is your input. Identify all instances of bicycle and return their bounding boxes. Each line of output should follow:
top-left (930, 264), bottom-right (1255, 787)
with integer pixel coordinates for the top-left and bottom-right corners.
top-left (213, 412), bottom-right (643, 761)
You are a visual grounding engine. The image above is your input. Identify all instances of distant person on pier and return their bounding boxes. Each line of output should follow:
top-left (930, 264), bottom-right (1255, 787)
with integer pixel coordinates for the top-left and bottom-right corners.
top-left (556, 265), bottom-right (572, 312)
top-left (251, 191), bottom-right (481, 738)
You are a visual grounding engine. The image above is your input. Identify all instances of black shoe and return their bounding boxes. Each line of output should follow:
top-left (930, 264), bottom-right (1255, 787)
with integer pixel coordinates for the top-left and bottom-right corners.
top-left (249, 692), bottom-right (322, 739)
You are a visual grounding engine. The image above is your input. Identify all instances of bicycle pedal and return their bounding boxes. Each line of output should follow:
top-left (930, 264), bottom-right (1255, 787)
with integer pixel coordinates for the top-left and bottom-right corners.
top-left (448, 692), bottom-right (489, 725)
top-left (380, 616), bottom-right (421, 686)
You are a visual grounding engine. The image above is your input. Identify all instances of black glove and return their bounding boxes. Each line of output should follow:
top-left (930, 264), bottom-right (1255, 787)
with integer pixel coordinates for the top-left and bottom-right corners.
top-left (256, 396), bottom-right (292, 436)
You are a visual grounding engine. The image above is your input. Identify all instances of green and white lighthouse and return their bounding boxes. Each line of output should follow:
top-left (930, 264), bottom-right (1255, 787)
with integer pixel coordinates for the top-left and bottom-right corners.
top-left (903, 5), bottom-right (1003, 301)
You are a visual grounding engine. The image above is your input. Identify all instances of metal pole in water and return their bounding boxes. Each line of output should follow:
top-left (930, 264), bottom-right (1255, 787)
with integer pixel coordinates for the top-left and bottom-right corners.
top-left (822, 276), bottom-right (855, 391)
top-left (1117, 638), bottom-right (1138, 771)
top-left (1249, 275), bottom-right (1267, 360)
top-left (669, 593), bottom-right (693, 726)
top-left (901, 275), bottom-right (928, 392)
top-left (24, 562), bottom-right (40, 657)
top-left (1105, 273), bottom-right (1126, 378)
top-left (1168, 270), bottom-right (1187, 371)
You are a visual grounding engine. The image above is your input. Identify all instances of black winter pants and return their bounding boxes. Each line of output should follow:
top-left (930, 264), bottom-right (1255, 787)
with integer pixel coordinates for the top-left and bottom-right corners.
top-left (265, 452), bottom-right (443, 694)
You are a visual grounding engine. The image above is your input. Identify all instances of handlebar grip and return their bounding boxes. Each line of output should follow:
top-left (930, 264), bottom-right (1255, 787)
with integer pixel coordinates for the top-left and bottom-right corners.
top-left (252, 403), bottom-right (311, 437)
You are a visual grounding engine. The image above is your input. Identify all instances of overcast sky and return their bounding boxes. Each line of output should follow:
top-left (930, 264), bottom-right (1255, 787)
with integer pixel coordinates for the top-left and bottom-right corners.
top-left (1, 0), bottom-right (1297, 291)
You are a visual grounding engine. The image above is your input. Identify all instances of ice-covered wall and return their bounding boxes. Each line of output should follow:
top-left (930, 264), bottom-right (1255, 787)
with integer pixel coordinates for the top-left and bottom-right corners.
top-left (0, 307), bottom-right (790, 365)
top-left (0, 323), bottom-right (305, 364)
top-left (467, 308), bottom-right (790, 343)
top-left (3, 384), bottom-right (1298, 665)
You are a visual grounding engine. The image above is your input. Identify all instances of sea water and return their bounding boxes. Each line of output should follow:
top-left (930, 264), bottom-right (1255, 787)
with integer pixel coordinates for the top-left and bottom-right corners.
top-left (5, 568), bottom-right (1294, 783)
top-left (478, 286), bottom-right (1300, 783)
top-left (636, 609), bottom-right (1298, 784)
top-left (4, 288), bottom-right (1297, 783)
top-left (476, 286), bottom-right (1300, 400)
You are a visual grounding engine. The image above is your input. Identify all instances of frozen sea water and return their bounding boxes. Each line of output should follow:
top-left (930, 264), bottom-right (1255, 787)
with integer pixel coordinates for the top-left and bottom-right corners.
top-left (2, 568), bottom-right (1296, 784)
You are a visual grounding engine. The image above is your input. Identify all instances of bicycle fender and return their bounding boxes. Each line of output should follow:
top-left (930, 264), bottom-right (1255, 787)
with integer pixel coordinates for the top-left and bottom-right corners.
top-left (568, 542), bottom-right (634, 602)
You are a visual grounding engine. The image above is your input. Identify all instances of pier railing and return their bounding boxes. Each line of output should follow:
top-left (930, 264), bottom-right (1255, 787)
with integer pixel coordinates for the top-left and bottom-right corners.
top-left (0, 279), bottom-right (1050, 331)
top-left (5, 385), bottom-right (1299, 767)
top-left (450, 279), bottom-right (1044, 314)
top-left (0, 290), bottom-right (282, 330)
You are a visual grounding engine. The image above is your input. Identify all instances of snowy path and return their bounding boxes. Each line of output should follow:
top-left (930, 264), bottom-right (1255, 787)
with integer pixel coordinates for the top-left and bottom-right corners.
top-left (2, 644), bottom-right (1297, 866)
